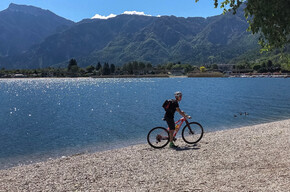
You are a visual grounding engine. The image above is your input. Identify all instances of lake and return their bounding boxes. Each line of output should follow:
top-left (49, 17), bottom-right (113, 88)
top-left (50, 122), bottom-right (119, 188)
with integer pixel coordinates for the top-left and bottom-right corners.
top-left (0, 77), bottom-right (290, 169)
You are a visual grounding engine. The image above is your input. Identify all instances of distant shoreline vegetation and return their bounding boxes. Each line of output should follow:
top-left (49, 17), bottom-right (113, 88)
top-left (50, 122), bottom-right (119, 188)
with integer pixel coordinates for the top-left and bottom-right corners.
top-left (1, 58), bottom-right (289, 78)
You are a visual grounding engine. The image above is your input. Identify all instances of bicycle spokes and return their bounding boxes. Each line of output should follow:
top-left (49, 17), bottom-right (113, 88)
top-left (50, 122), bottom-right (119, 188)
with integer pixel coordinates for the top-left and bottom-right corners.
top-left (156, 134), bottom-right (169, 142)
top-left (147, 127), bottom-right (170, 148)
top-left (148, 122), bottom-right (203, 148)
top-left (188, 127), bottom-right (195, 135)
top-left (182, 122), bottom-right (204, 144)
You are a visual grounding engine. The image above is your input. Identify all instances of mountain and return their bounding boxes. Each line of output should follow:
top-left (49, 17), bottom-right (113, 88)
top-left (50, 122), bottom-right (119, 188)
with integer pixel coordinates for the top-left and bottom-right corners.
top-left (0, 4), bottom-right (260, 69)
top-left (0, 3), bottom-right (74, 57)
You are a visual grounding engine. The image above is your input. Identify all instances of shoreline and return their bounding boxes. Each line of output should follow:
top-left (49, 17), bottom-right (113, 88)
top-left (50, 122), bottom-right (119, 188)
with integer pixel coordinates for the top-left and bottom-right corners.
top-left (0, 119), bottom-right (289, 191)
top-left (1, 72), bottom-right (290, 79)
top-left (0, 118), bottom-right (288, 170)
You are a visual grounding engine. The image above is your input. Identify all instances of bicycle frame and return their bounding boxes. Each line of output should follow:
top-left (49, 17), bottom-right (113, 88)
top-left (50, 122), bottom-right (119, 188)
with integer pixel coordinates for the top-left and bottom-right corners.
top-left (147, 117), bottom-right (204, 148)
top-left (168, 117), bottom-right (189, 137)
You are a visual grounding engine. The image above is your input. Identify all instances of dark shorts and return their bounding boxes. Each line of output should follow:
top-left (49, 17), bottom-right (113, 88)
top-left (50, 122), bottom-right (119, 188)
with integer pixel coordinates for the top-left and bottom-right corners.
top-left (165, 118), bottom-right (175, 130)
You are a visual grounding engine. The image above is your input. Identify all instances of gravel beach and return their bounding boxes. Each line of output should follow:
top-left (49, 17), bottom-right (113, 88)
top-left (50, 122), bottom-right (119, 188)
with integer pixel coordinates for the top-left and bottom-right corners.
top-left (0, 119), bottom-right (289, 191)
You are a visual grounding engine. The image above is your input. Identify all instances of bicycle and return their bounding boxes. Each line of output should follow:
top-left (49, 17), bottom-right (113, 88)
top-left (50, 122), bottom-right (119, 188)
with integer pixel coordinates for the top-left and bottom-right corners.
top-left (147, 117), bottom-right (204, 148)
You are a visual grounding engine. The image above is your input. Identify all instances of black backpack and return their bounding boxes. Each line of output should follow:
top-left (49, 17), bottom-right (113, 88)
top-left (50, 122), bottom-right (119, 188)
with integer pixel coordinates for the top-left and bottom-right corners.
top-left (162, 99), bottom-right (173, 111)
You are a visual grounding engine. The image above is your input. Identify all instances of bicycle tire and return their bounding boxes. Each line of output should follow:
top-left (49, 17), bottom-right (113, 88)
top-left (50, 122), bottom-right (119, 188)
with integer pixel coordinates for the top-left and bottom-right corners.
top-left (181, 122), bottom-right (204, 144)
top-left (147, 127), bottom-right (169, 148)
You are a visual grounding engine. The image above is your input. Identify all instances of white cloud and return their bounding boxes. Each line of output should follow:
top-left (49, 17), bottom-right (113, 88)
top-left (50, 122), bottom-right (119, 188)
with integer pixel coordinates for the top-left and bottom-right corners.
top-left (91, 11), bottom-right (152, 20)
top-left (122, 11), bottom-right (151, 16)
top-left (91, 13), bottom-right (116, 20)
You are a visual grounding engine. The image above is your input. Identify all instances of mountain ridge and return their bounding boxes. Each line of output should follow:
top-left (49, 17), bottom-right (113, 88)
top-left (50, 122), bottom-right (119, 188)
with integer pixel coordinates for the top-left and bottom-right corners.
top-left (0, 3), bottom-right (74, 58)
top-left (0, 4), bottom-right (261, 69)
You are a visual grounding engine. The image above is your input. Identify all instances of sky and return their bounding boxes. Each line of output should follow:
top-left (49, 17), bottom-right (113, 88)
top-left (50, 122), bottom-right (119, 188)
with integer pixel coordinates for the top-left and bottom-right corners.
top-left (0, 0), bottom-right (224, 22)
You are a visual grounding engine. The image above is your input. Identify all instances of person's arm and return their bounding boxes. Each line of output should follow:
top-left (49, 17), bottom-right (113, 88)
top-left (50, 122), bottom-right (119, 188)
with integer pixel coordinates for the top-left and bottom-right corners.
top-left (176, 107), bottom-right (191, 119)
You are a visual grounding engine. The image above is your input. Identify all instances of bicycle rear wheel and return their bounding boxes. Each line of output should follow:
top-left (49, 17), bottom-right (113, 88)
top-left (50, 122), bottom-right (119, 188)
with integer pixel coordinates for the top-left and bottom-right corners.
top-left (182, 122), bottom-right (204, 144)
top-left (147, 127), bottom-right (169, 148)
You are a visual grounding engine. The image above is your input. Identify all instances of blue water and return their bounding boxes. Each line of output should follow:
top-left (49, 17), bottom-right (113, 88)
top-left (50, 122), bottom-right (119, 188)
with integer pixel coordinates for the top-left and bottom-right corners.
top-left (1, 77), bottom-right (290, 169)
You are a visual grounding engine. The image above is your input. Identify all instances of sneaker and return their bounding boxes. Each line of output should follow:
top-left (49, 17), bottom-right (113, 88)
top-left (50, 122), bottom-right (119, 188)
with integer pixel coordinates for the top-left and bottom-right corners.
top-left (169, 142), bottom-right (178, 148)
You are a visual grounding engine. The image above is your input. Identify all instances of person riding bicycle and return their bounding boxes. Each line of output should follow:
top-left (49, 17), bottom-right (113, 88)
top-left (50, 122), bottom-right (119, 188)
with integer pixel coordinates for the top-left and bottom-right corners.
top-left (164, 91), bottom-right (191, 148)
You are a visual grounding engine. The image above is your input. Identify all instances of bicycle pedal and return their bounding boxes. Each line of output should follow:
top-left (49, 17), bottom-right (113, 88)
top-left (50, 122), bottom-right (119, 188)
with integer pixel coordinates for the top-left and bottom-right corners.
top-left (156, 135), bottom-right (162, 142)
top-left (173, 137), bottom-right (177, 141)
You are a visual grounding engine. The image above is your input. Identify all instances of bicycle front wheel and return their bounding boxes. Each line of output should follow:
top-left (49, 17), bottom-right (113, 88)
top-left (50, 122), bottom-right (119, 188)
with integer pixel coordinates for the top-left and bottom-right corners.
top-left (182, 122), bottom-right (204, 144)
top-left (147, 127), bottom-right (169, 148)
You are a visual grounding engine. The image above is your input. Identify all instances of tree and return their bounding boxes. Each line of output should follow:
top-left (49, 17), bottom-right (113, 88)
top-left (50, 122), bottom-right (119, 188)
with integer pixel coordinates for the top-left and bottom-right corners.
top-left (132, 61), bottom-right (139, 72)
top-left (127, 63), bottom-right (133, 74)
top-left (102, 62), bottom-right (110, 75)
top-left (110, 64), bottom-right (115, 74)
top-left (200, 66), bottom-right (206, 72)
top-left (280, 55), bottom-right (290, 72)
top-left (68, 59), bottom-right (79, 73)
top-left (183, 64), bottom-right (193, 73)
top-left (253, 64), bottom-right (261, 71)
top-left (236, 64), bottom-right (246, 70)
top-left (96, 62), bottom-right (102, 71)
top-left (146, 63), bottom-right (152, 69)
top-left (195, 0), bottom-right (290, 50)
top-left (86, 65), bottom-right (95, 73)
top-left (166, 63), bottom-right (174, 70)
top-left (139, 62), bottom-right (146, 70)
top-left (257, 67), bottom-right (268, 73)
top-left (267, 60), bottom-right (273, 68)
top-left (211, 64), bottom-right (218, 70)
top-left (172, 64), bottom-right (182, 70)
top-left (208, 56), bottom-right (215, 64)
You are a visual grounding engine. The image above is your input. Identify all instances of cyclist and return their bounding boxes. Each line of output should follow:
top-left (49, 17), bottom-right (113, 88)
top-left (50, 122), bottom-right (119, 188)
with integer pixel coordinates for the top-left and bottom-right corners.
top-left (164, 91), bottom-right (191, 148)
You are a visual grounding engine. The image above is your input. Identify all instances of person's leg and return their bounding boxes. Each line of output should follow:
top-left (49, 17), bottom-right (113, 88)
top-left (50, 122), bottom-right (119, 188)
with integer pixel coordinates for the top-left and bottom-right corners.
top-left (166, 119), bottom-right (178, 148)
top-left (169, 130), bottom-right (174, 142)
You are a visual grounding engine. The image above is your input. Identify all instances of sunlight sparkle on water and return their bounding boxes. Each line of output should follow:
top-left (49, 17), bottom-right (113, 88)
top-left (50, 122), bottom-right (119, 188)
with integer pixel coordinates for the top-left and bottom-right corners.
top-left (1, 77), bottom-right (289, 170)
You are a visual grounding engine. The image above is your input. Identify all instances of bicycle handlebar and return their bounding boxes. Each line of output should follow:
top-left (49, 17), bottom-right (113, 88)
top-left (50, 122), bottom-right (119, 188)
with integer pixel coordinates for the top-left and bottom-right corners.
top-left (181, 115), bottom-right (191, 120)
